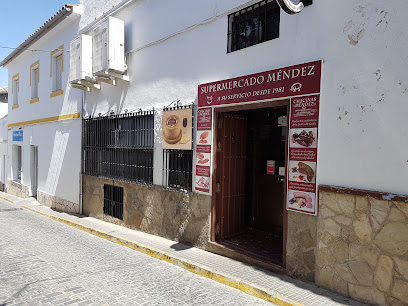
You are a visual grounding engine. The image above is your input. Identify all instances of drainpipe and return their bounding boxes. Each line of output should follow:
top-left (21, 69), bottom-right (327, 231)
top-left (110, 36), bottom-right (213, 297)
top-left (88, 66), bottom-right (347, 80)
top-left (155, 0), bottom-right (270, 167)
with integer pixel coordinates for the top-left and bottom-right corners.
top-left (79, 90), bottom-right (84, 214)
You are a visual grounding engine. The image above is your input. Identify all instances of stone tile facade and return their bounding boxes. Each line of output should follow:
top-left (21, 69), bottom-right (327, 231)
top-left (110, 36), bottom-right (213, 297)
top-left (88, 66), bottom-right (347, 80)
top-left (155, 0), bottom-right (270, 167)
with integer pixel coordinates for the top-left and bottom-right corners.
top-left (37, 191), bottom-right (80, 214)
top-left (82, 175), bottom-right (212, 248)
top-left (316, 190), bottom-right (408, 305)
top-left (286, 211), bottom-right (317, 282)
top-left (6, 180), bottom-right (29, 198)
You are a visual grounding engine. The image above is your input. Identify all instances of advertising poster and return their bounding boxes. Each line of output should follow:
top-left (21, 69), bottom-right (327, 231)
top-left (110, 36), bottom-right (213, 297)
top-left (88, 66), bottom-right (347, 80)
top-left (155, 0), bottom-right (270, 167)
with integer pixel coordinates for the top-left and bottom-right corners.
top-left (162, 108), bottom-right (192, 150)
top-left (287, 95), bottom-right (320, 215)
top-left (194, 107), bottom-right (212, 194)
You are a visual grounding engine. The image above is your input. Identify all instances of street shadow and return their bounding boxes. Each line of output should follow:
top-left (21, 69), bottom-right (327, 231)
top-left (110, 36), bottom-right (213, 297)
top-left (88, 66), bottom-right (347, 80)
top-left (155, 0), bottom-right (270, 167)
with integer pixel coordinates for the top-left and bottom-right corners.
top-left (49, 207), bottom-right (86, 218)
top-left (170, 242), bottom-right (193, 251)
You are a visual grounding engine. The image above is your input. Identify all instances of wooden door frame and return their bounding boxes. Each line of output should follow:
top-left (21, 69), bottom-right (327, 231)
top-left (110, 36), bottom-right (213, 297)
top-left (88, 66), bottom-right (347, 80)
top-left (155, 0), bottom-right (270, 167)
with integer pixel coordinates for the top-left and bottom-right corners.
top-left (210, 99), bottom-right (289, 268)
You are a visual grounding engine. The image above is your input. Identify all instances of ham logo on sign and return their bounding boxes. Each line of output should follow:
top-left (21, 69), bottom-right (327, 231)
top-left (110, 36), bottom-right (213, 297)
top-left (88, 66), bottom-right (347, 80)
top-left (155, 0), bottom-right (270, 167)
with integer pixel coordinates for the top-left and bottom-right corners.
top-left (290, 82), bottom-right (302, 92)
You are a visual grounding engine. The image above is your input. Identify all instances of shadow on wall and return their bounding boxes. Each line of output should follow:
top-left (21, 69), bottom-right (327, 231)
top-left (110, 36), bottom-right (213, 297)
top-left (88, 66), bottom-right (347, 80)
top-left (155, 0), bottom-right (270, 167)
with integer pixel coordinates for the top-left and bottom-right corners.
top-left (44, 122), bottom-right (80, 205)
top-left (85, 80), bottom-right (129, 117)
top-left (126, 184), bottom-right (211, 248)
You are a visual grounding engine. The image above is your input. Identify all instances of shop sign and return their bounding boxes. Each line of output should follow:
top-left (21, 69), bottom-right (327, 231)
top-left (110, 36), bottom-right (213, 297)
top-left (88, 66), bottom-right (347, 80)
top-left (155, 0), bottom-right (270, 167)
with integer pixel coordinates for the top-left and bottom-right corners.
top-left (194, 107), bottom-right (213, 194)
top-left (162, 108), bottom-right (193, 150)
top-left (13, 130), bottom-right (23, 141)
top-left (197, 60), bottom-right (322, 211)
top-left (267, 160), bottom-right (275, 175)
top-left (198, 60), bottom-right (321, 108)
top-left (287, 94), bottom-right (320, 215)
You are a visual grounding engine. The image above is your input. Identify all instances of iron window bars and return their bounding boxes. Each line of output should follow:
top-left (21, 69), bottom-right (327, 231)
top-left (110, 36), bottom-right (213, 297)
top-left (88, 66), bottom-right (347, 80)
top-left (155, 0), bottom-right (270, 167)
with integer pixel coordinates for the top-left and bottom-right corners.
top-left (227, 0), bottom-right (280, 53)
top-left (162, 104), bottom-right (194, 192)
top-left (83, 110), bottom-right (154, 184)
top-left (103, 184), bottom-right (123, 220)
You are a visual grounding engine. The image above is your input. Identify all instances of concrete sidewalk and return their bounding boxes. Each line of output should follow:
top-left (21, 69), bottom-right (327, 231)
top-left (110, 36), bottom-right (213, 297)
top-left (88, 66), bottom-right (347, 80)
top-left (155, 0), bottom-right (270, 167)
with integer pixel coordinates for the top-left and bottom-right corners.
top-left (1, 192), bottom-right (365, 306)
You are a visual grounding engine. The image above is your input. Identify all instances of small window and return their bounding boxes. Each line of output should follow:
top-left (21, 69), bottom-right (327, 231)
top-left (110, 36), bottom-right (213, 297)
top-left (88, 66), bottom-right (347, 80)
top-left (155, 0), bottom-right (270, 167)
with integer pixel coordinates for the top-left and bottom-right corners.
top-left (31, 68), bottom-right (39, 99)
top-left (30, 61), bottom-right (40, 102)
top-left (55, 54), bottom-right (62, 91)
top-left (228, 0), bottom-right (280, 53)
top-left (163, 150), bottom-right (193, 191)
top-left (13, 78), bottom-right (19, 106)
top-left (50, 45), bottom-right (64, 96)
top-left (103, 184), bottom-right (123, 220)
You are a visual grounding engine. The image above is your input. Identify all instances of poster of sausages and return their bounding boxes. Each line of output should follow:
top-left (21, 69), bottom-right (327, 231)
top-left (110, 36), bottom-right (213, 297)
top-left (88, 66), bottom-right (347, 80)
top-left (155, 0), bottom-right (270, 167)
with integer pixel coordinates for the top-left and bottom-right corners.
top-left (287, 94), bottom-right (320, 215)
top-left (194, 107), bottom-right (213, 194)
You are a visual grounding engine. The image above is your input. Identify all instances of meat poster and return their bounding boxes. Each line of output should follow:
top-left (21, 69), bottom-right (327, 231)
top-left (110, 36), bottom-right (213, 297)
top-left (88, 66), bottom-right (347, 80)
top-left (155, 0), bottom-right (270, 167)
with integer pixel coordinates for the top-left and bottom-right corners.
top-left (194, 107), bottom-right (213, 194)
top-left (287, 95), bottom-right (320, 215)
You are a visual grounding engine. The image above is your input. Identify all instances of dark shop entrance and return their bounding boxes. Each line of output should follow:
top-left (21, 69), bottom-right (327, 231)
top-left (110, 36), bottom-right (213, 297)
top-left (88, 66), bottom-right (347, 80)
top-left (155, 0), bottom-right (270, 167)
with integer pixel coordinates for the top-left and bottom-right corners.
top-left (213, 101), bottom-right (288, 267)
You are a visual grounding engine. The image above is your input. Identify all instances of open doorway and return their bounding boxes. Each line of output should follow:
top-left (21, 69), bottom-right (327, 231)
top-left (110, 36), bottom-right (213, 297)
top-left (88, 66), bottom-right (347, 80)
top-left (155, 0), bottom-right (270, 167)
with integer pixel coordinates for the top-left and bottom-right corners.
top-left (214, 103), bottom-right (288, 266)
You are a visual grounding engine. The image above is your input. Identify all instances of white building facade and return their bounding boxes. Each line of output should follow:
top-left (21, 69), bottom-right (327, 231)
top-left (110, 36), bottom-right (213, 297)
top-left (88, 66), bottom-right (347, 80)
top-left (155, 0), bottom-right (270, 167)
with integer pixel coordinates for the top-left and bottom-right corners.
top-left (76, 0), bottom-right (408, 304)
top-left (1, 5), bottom-right (83, 213)
top-left (1, 0), bottom-right (407, 304)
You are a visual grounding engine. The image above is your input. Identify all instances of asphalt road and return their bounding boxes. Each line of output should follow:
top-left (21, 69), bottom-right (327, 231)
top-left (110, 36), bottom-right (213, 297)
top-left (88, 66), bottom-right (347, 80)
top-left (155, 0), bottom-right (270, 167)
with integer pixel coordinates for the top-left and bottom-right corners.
top-left (0, 198), bottom-right (272, 306)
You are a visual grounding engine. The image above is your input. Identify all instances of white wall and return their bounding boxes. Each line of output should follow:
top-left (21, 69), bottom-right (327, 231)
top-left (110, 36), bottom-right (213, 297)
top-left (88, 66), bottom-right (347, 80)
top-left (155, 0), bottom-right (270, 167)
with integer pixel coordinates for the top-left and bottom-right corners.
top-left (4, 13), bottom-right (83, 203)
top-left (80, 0), bottom-right (408, 195)
top-left (7, 120), bottom-right (81, 203)
top-left (6, 16), bottom-right (83, 125)
top-left (0, 115), bottom-right (8, 185)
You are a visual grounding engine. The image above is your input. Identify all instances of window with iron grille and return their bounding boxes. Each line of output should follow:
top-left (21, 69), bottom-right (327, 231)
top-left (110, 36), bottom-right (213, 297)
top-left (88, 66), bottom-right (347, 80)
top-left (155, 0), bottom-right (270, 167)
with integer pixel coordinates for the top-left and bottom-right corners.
top-left (83, 111), bottom-right (154, 184)
top-left (103, 184), bottom-right (123, 220)
top-left (162, 105), bottom-right (194, 191)
top-left (228, 0), bottom-right (280, 53)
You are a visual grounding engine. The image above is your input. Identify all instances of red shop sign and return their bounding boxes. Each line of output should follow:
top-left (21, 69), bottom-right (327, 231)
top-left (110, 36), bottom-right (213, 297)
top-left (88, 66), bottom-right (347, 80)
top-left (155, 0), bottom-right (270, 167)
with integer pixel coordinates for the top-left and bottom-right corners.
top-left (198, 60), bottom-right (322, 108)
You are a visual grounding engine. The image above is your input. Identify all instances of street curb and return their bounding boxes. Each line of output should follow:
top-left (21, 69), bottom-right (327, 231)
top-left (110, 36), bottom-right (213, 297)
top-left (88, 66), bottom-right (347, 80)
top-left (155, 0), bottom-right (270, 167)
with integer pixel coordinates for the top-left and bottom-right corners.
top-left (23, 205), bottom-right (304, 306)
top-left (0, 195), bottom-right (16, 203)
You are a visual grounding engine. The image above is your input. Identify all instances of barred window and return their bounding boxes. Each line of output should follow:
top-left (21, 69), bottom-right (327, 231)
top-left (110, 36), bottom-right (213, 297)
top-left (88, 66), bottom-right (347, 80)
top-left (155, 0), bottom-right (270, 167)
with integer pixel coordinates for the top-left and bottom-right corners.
top-left (162, 105), bottom-right (194, 192)
top-left (103, 184), bottom-right (123, 220)
top-left (163, 150), bottom-right (193, 191)
top-left (83, 111), bottom-right (154, 184)
top-left (228, 0), bottom-right (280, 53)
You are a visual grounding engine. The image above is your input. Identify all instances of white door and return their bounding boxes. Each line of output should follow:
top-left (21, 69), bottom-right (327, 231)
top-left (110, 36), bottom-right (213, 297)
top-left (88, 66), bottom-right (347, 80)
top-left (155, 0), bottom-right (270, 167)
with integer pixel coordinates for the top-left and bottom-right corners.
top-left (31, 146), bottom-right (38, 197)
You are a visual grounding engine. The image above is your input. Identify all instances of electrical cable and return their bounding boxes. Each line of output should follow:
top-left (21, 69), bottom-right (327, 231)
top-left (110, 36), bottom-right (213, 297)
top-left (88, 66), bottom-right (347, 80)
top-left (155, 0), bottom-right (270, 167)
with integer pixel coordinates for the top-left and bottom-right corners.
top-left (0, 46), bottom-right (69, 53)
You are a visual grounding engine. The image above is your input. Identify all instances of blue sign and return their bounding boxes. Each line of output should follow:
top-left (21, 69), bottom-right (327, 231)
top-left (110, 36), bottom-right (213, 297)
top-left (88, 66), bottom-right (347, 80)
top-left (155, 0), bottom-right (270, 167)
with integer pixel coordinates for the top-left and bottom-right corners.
top-left (13, 130), bottom-right (23, 141)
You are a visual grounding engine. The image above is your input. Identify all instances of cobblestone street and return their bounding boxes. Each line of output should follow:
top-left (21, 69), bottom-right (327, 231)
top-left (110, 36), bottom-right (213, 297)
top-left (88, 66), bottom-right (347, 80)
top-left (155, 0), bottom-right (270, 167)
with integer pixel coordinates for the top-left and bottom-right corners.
top-left (0, 199), bottom-right (272, 306)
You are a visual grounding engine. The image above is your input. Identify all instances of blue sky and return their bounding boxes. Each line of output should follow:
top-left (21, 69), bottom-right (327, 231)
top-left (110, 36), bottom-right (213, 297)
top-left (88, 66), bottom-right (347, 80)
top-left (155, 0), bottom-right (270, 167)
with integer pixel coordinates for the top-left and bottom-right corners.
top-left (0, 1), bottom-right (80, 87)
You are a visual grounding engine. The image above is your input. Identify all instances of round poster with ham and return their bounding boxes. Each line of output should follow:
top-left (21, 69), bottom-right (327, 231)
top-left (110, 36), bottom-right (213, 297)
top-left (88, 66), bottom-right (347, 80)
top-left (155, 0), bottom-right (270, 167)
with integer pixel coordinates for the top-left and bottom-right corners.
top-left (287, 94), bottom-right (320, 215)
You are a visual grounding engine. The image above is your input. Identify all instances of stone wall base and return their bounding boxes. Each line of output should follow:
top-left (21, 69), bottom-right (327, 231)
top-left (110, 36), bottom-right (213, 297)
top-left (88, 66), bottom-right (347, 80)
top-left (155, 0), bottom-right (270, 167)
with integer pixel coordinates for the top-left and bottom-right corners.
top-left (6, 180), bottom-right (29, 198)
top-left (316, 190), bottom-right (408, 305)
top-left (37, 191), bottom-right (80, 214)
top-left (82, 175), bottom-right (211, 249)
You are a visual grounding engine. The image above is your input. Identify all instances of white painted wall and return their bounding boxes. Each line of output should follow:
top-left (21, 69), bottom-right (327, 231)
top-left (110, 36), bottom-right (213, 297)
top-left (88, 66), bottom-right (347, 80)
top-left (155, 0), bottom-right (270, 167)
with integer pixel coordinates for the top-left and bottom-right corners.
top-left (6, 16), bottom-right (83, 124)
top-left (4, 13), bottom-right (83, 203)
top-left (0, 115), bottom-right (8, 185)
top-left (7, 120), bottom-right (81, 203)
top-left (80, 0), bottom-right (408, 195)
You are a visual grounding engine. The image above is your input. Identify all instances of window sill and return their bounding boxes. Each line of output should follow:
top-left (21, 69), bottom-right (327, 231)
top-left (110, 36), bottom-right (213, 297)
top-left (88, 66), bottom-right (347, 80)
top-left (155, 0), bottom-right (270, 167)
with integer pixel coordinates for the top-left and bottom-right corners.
top-left (50, 90), bottom-right (63, 98)
top-left (30, 98), bottom-right (39, 104)
top-left (12, 104), bottom-right (19, 110)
